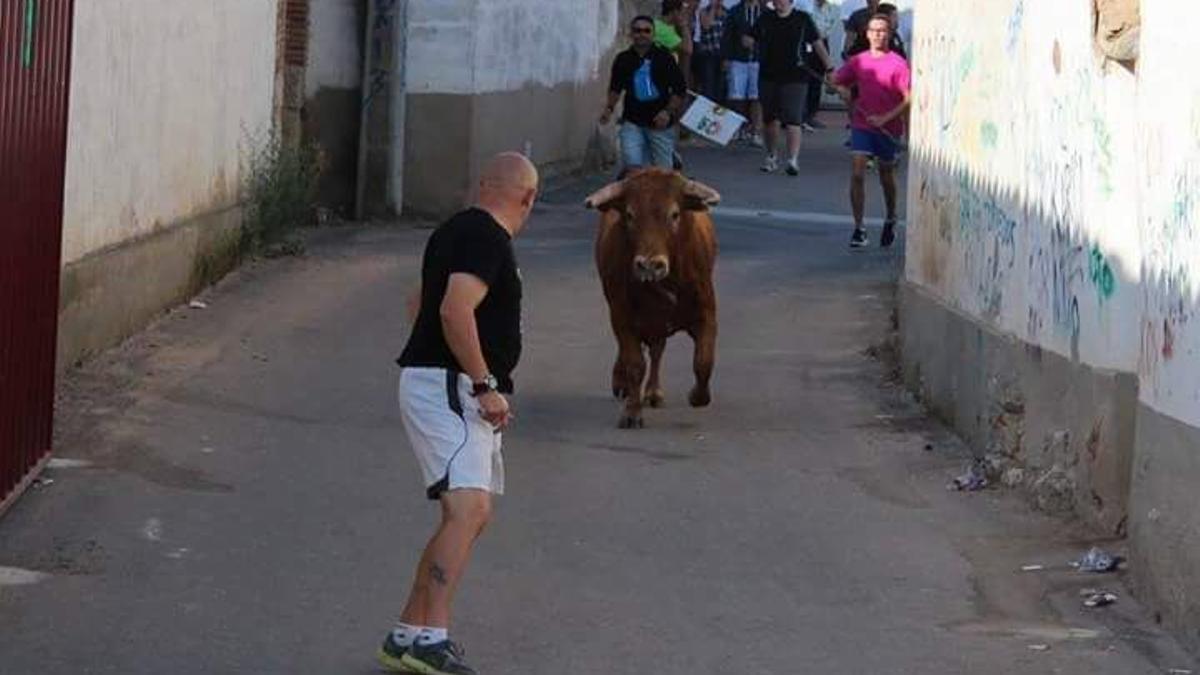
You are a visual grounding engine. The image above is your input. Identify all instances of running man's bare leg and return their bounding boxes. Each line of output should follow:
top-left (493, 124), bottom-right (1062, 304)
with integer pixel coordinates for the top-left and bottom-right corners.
top-left (851, 154), bottom-right (870, 227)
top-left (879, 162), bottom-right (898, 220)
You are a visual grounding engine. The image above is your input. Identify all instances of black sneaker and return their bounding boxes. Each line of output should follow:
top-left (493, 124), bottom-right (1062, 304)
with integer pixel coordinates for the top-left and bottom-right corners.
top-left (377, 632), bottom-right (416, 672)
top-left (850, 228), bottom-right (869, 249)
top-left (402, 640), bottom-right (477, 675)
top-left (881, 219), bottom-right (897, 248)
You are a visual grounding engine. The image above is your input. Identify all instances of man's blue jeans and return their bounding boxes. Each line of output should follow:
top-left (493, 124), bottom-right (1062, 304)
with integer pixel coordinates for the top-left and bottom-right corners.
top-left (619, 122), bottom-right (675, 169)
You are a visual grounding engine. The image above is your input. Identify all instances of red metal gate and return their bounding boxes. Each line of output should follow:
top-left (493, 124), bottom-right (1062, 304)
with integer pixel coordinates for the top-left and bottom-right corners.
top-left (1, 0), bottom-right (75, 515)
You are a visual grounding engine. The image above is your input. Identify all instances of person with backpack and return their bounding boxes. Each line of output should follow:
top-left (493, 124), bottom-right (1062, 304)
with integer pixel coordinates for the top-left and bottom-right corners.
top-left (602, 15), bottom-right (689, 170)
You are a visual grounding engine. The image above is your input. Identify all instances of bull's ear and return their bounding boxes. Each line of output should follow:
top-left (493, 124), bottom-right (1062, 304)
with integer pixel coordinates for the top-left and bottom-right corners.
top-left (584, 181), bottom-right (626, 211)
top-left (681, 179), bottom-right (721, 211)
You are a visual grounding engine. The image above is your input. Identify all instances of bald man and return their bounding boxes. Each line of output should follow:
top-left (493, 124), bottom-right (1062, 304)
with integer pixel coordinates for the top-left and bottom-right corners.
top-left (381, 153), bottom-right (539, 675)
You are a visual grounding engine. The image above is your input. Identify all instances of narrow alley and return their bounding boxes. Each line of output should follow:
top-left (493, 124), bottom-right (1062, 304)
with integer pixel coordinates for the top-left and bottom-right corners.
top-left (1, 132), bottom-right (1194, 674)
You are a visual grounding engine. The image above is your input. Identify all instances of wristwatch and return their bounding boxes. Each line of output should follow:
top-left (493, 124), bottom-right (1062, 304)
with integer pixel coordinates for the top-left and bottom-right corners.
top-left (471, 374), bottom-right (499, 397)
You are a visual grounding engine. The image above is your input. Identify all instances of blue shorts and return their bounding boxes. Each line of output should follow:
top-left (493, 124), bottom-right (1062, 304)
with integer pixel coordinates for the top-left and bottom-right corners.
top-left (850, 128), bottom-right (898, 164)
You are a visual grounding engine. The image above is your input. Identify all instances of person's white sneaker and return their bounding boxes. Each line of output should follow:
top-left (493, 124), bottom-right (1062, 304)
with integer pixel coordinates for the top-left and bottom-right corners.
top-left (760, 154), bottom-right (779, 173)
top-left (750, 133), bottom-right (765, 148)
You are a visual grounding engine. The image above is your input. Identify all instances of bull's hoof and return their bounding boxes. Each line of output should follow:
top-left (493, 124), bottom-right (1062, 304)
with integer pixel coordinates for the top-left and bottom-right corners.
top-left (688, 387), bottom-right (712, 408)
top-left (644, 389), bottom-right (666, 408)
top-left (618, 414), bottom-right (645, 429)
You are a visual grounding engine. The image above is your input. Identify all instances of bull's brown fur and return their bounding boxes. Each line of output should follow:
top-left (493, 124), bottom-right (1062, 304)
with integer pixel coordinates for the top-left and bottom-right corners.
top-left (589, 169), bottom-right (719, 428)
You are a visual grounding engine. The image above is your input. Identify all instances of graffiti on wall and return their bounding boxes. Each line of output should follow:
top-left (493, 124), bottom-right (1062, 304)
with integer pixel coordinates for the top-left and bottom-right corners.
top-left (909, 0), bottom-right (1135, 366)
top-left (1006, 0), bottom-right (1025, 56)
top-left (957, 176), bottom-right (1018, 320)
top-left (1140, 153), bottom-right (1199, 396)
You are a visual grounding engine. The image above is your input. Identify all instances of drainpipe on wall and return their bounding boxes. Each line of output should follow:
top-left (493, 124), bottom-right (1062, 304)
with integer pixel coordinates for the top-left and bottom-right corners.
top-left (354, 0), bottom-right (407, 220)
top-left (389, 0), bottom-right (407, 217)
top-left (353, 0), bottom-right (377, 221)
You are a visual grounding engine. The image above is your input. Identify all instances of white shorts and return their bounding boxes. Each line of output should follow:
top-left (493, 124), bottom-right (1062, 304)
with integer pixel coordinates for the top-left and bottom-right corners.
top-left (727, 61), bottom-right (760, 101)
top-left (398, 367), bottom-right (505, 499)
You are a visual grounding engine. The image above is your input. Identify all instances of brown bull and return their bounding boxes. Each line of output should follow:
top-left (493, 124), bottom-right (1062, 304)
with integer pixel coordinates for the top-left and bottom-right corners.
top-left (585, 168), bottom-right (720, 429)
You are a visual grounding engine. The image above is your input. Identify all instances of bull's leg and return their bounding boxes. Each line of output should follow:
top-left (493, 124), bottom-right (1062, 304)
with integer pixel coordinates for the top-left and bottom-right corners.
top-left (688, 319), bottom-right (716, 408)
top-left (618, 337), bottom-right (647, 428)
top-left (608, 304), bottom-right (632, 399)
top-left (611, 358), bottom-right (626, 399)
top-left (644, 338), bottom-right (667, 408)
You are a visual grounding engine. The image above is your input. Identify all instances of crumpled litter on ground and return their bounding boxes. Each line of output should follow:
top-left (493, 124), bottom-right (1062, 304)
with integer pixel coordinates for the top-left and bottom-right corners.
top-left (949, 459), bottom-right (989, 491)
top-left (1072, 546), bottom-right (1125, 573)
top-left (1082, 589), bottom-right (1118, 608)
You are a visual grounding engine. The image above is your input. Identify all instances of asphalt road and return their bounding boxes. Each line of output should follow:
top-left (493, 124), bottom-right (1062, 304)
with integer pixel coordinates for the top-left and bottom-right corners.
top-left (1, 127), bottom-right (1195, 674)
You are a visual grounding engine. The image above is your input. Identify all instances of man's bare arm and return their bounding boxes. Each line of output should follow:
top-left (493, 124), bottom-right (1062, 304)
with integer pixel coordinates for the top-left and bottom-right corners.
top-left (814, 40), bottom-right (834, 72)
top-left (601, 90), bottom-right (622, 124)
top-left (439, 273), bottom-right (491, 382)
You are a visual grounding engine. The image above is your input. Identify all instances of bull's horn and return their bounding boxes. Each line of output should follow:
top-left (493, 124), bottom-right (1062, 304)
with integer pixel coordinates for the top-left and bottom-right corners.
top-left (583, 180), bottom-right (626, 210)
top-left (682, 179), bottom-right (721, 208)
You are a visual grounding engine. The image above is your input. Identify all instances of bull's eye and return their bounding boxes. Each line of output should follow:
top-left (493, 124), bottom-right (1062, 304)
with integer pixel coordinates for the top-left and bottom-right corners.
top-left (624, 208), bottom-right (635, 222)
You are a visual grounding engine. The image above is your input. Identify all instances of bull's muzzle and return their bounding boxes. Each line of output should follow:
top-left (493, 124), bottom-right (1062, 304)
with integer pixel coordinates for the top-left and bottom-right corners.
top-left (633, 255), bottom-right (670, 282)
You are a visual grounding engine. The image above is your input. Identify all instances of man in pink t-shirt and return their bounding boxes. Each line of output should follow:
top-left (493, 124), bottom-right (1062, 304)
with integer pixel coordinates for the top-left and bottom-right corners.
top-left (828, 13), bottom-right (911, 248)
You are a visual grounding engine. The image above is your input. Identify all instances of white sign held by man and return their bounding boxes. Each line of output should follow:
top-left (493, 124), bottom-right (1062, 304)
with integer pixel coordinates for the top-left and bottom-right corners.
top-left (681, 95), bottom-right (747, 147)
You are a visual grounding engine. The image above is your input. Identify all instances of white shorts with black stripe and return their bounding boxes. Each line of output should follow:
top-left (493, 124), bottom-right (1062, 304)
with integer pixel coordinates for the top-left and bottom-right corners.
top-left (397, 367), bottom-right (504, 500)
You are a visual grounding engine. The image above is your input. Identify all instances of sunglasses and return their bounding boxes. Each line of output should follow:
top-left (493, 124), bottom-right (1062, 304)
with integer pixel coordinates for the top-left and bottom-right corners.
top-left (632, 27), bottom-right (653, 34)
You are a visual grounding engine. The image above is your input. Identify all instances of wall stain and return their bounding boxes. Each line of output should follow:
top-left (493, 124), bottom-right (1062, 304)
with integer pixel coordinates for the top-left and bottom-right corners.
top-left (980, 121), bottom-right (999, 149)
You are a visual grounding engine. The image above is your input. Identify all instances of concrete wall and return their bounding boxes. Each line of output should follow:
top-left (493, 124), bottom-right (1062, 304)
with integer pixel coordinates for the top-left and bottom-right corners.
top-left (304, 0), bottom-right (364, 210)
top-left (902, 0), bottom-right (1200, 654)
top-left (59, 0), bottom-right (280, 367)
top-left (402, 0), bottom-right (622, 217)
top-left (1127, 1), bottom-right (1200, 651)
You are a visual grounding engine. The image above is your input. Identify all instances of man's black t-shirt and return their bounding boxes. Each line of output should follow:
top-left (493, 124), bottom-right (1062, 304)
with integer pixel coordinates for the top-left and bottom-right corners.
top-left (752, 11), bottom-right (822, 83)
top-left (397, 208), bottom-right (522, 393)
top-left (609, 45), bottom-right (687, 128)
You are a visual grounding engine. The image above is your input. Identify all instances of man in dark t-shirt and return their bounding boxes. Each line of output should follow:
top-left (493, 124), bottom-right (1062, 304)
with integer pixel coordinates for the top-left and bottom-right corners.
top-left (602, 14), bottom-right (688, 170)
top-left (378, 153), bottom-right (538, 675)
top-left (876, 3), bottom-right (908, 59)
top-left (747, 0), bottom-right (832, 175)
top-left (397, 210), bottom-right (523, 394)
top-left (842, 0), bottom-right (881, 59)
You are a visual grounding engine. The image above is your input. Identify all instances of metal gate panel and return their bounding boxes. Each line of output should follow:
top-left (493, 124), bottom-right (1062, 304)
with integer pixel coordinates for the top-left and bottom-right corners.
top-left (1, 0), bottom-right (75, 515)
